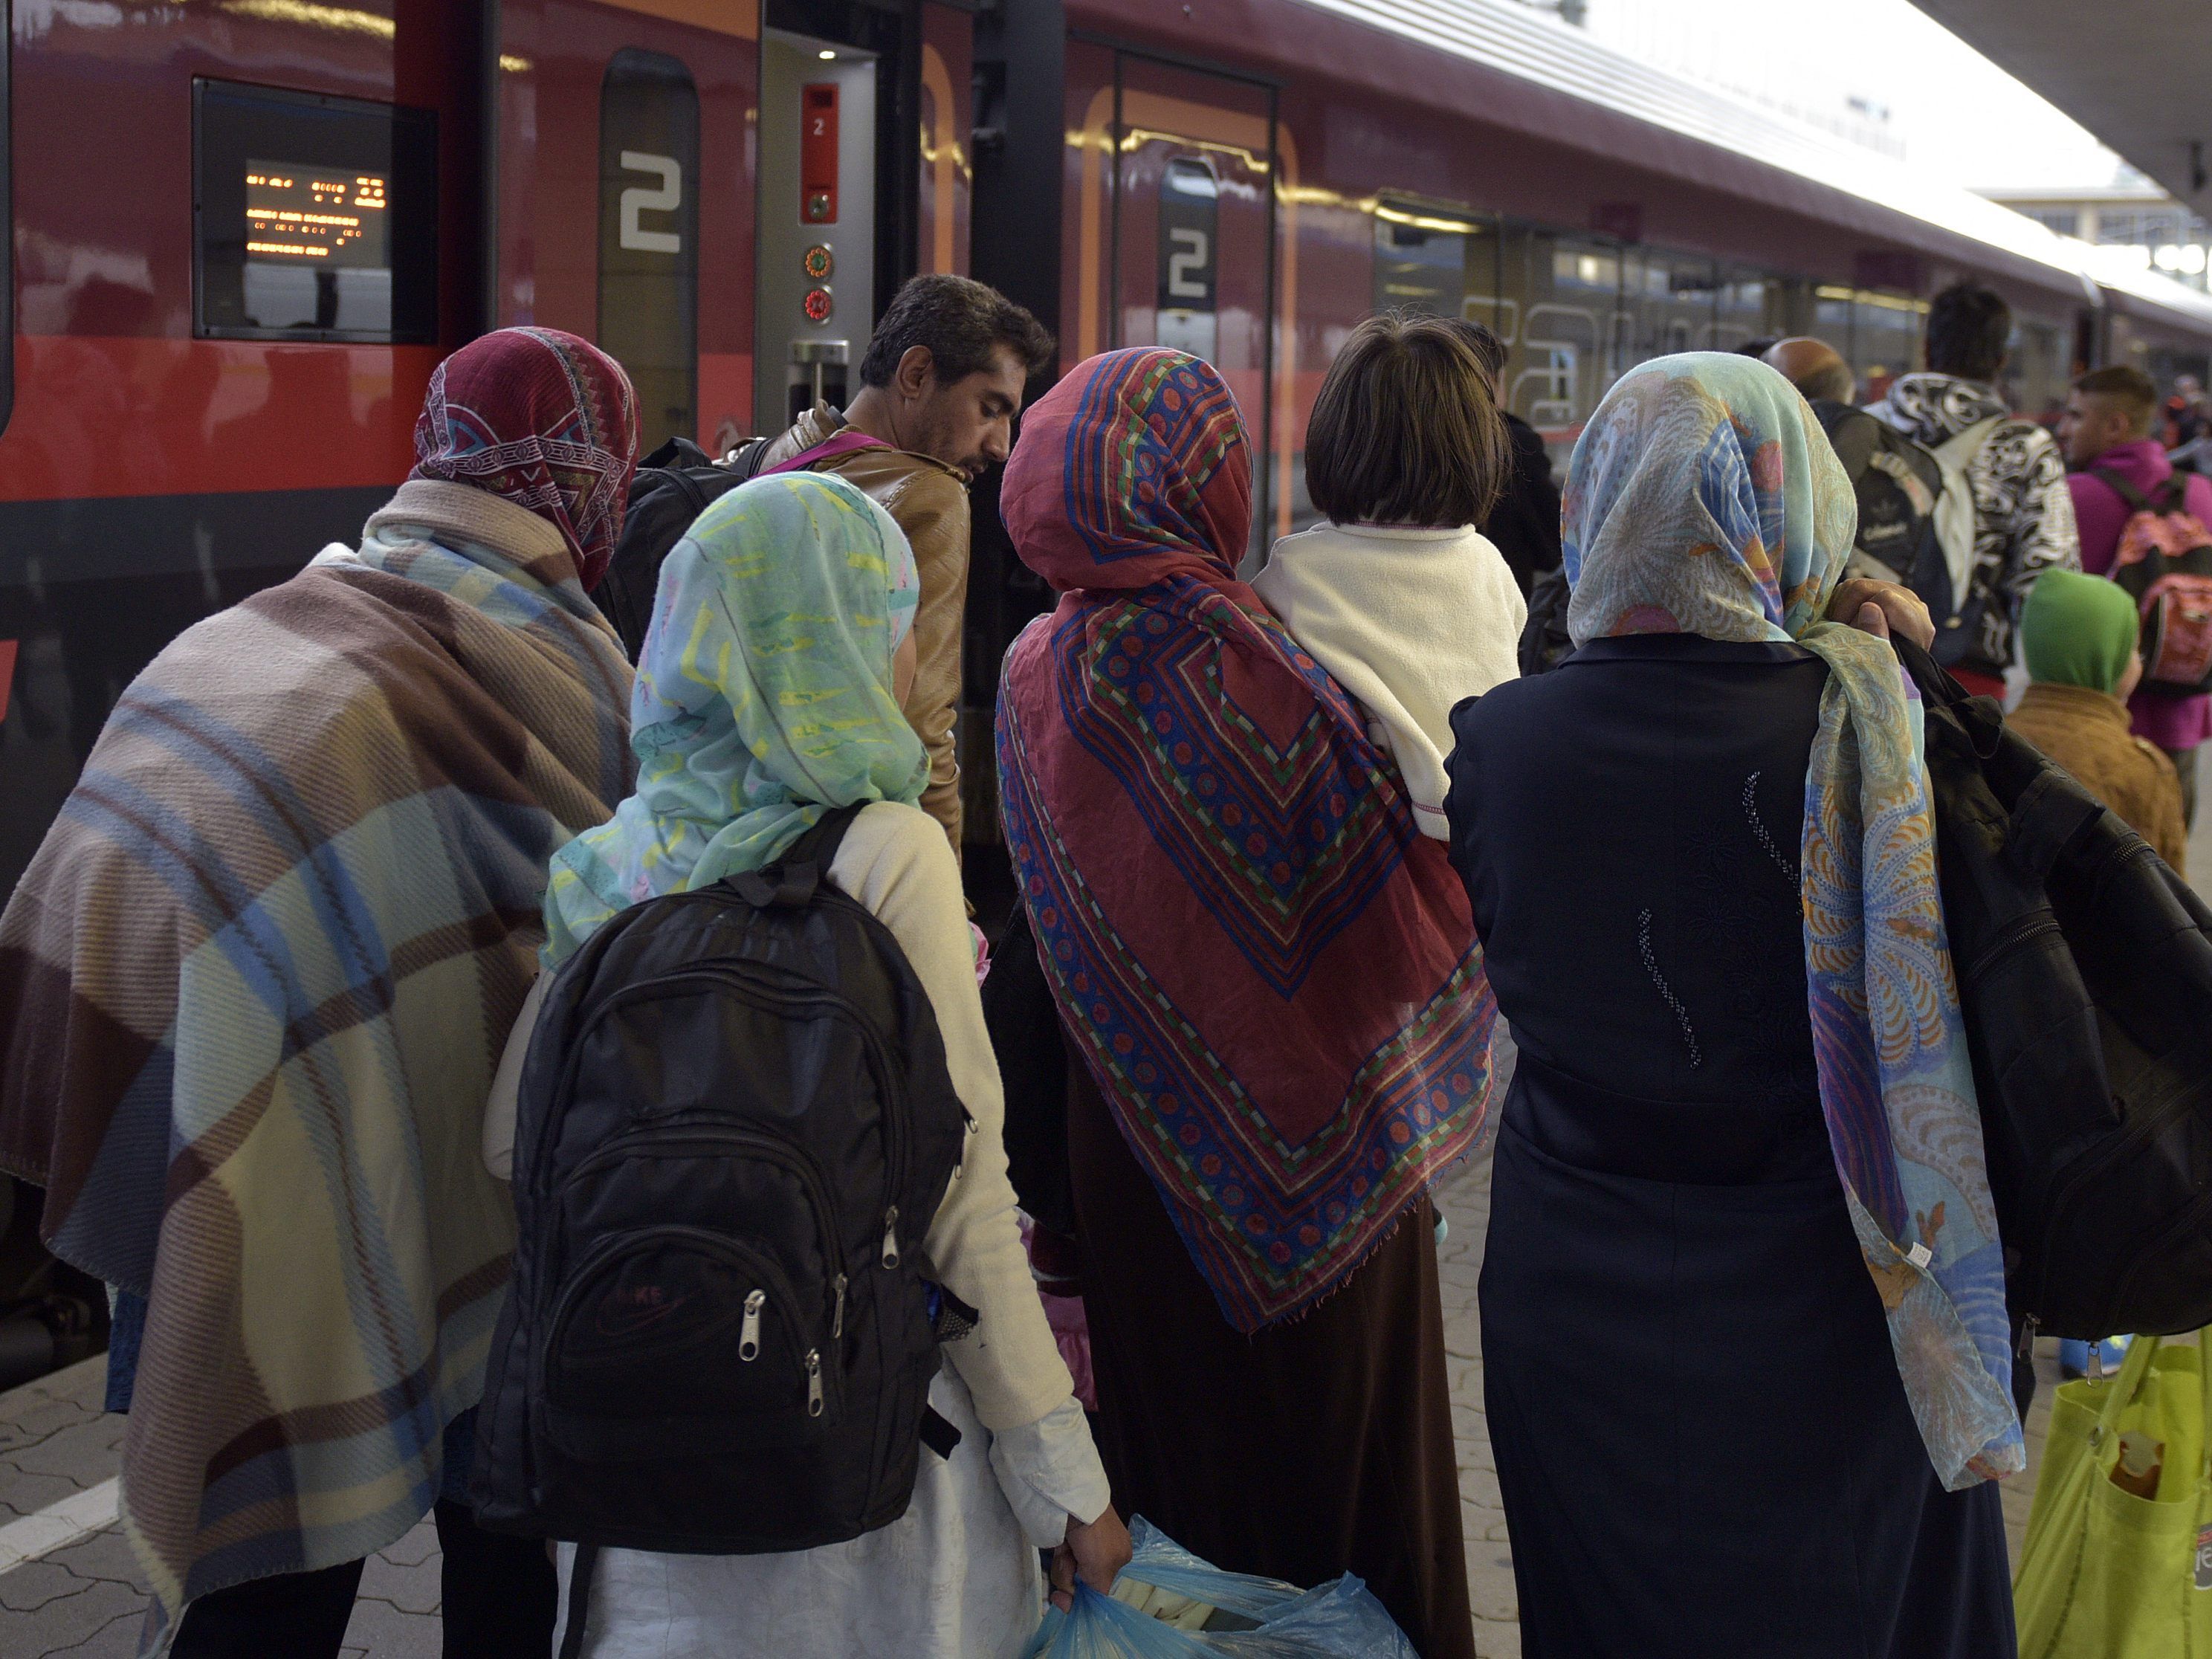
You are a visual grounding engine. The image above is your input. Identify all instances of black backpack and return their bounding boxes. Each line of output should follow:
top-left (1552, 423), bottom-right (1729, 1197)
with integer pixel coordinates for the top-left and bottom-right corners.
top-left (470, 806), bottom-right (969, 1571)
top-left (1899, 636), bottom-right (2212, 1347)
top-left (593, 435), bottom-right (777, 659)
top-left (1812, 403), bottom-right (1983, 667)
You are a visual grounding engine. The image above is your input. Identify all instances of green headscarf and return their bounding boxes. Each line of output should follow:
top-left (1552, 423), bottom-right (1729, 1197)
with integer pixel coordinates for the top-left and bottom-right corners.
top-left (2021, 569), bottom-right (2139, 695)
top-left (543, 471), bottom-right (925, 963)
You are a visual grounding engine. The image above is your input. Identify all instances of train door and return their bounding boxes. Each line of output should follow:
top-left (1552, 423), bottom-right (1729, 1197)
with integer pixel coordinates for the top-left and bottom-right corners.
top-left (757, 31), bottom-right (877, 431)
top-left (1107, 55), bottom-right (1277, 562)
top-left (490, 1), bottom-right (757, 448)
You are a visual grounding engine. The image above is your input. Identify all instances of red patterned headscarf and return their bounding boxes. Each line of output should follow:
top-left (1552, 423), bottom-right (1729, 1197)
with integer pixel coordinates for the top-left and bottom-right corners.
top-left (411, 326), bottom-right (641, 589)
top-left (995, 349), bottom-right (1495, 1331)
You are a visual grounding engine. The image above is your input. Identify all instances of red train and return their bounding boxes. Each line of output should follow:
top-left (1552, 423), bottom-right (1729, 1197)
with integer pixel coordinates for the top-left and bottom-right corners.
top-left (3, 0), bottom-right (2212, 1372)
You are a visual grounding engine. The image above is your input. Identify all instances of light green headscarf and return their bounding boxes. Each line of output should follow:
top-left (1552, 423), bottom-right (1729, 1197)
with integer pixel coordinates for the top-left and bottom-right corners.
top-left (2022, 569), bottom-right (2139, 695)
top-left (543, 471), bottom-right (924, 963)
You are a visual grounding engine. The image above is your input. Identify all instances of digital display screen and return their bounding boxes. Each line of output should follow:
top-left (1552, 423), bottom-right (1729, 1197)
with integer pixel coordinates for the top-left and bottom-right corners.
top-left (195, 79), bottom-right (436, 342)
top-left (245, 161), bottom-right (389, 268)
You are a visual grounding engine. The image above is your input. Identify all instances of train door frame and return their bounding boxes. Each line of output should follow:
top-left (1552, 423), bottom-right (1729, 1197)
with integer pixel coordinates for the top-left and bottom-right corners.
top-left (1084, 34), bottom-right (1281, 560)
top-left (761, 0), bottom-right (927, 422)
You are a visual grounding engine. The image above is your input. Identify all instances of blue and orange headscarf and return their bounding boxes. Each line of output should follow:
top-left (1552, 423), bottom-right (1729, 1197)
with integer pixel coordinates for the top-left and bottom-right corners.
top-left (996, 348), bottom-right (1495, 1332)
top-left (1565, 353), bottom-right (2022, 1488)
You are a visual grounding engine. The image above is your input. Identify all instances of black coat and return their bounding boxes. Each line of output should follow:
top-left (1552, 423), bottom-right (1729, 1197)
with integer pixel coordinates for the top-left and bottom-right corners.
top-left (1481, 413), bottom-right (1562, 598)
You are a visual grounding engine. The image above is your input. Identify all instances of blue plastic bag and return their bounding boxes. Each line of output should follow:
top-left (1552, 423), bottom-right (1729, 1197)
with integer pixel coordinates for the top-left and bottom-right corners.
top-left (1026, 1518), bottom-right (1417, 1658)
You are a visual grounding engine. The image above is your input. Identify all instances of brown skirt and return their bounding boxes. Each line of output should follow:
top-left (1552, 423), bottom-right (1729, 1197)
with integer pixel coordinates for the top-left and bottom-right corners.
top-left (1066, 1065), bottom-right (1476, 1659)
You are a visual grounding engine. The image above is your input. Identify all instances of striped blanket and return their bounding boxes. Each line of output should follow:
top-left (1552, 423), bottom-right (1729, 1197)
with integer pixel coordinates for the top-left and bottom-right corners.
top-left (0, 479), bottom-right (632, 1635)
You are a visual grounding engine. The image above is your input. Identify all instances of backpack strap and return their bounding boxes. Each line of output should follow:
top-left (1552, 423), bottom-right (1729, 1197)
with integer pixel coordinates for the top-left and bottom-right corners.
top-left (723, 803), bottom-right (869, 909)
top-left (557, 1541), bottom-right (598, 1659)
top-left (2090, 467), bottom-right (2156, 514)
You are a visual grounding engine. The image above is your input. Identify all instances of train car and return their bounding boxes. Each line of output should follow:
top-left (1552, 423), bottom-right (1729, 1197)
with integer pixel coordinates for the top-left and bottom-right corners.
top-left (4, 0), bottom-right (2212, 1385)
top-left (0, 0), bottom-right (979, 1386)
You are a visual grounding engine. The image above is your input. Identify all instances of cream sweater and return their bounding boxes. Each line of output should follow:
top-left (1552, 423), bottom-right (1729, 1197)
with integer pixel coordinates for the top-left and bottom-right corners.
top-left (1252, 521), bottom-right (1524, 837)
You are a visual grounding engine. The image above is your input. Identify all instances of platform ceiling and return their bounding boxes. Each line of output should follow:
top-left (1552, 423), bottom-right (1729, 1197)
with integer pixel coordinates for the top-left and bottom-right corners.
top-left (1908, 0), bottom-right (2212, 215)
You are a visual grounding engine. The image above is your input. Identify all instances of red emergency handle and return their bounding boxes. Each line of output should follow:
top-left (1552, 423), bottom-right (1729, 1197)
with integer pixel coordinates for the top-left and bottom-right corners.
top-left (801, 84), bottom-right (838, 224)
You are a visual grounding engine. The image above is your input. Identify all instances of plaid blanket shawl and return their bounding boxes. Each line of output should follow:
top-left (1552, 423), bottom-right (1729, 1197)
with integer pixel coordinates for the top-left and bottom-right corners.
top-left (0, 480), bottom-right (632, 1632)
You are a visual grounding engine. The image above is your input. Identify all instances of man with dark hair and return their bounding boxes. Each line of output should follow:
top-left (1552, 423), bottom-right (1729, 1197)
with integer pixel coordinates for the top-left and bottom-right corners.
top-left (1869, 282), bottom-right (2079, 697)
top-left (2061, 363), bottom-right (2212, 821)
top-left (760, 273), bottom-right (1055, 852)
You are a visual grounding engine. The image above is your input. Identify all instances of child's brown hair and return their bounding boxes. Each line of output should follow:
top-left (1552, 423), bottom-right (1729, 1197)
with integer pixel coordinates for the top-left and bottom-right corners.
top-left (1303, 312), bottom-right (1510, 528)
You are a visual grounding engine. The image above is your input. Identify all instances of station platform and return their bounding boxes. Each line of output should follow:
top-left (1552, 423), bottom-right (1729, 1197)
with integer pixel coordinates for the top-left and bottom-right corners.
top-left (3, 799), bottom-right (2204, 1655)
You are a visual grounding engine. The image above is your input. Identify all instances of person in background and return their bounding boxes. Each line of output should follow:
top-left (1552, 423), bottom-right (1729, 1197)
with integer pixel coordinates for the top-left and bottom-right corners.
top-left (1736, 336), bottom-right (1780, 358)
top-left (1456, 320), bottom-right (1563, 595)
top-left (0, 328), bottom-right (641, 1655)
top-left (757, 274), bottom-right (1055, 856)
top-left (2059, 363), bottom-right (2212, 824)
top-left (2162, 372), bottom-right (2207, 451)
top-left (997, 349), bottom-right (1495, 1658)
top-left (1768, 337), bottom-right (1953, 620)
top-left (1764, 336), bottom-right (1857, 407)
top-left (1869, 282), bottom-right (2080, 699)
top-left (1446, 352), bottom-right (2019, 1658)
top-left (2008, 569), bottom-right (2187, 874)
top-left (507, 471), bottom-right (1126, 1658)
top-left (1253, 312), bottom-right (1524, 839)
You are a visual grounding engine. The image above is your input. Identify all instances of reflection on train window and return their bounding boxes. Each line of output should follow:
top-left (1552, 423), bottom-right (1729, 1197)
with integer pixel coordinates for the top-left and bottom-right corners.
top-left (194, 81), bottom-right (436, 343)
top-left (600, 49), bottom-right (700, 453)
top-left (1374, 200), bottom-right (1487, 322)
top-left (1155, 158), bottom-right (1218, 362)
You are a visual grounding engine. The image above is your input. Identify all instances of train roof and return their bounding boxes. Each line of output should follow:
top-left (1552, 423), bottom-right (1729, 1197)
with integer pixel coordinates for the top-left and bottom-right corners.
top-left (1287, 0), bottom-right (2212, 336)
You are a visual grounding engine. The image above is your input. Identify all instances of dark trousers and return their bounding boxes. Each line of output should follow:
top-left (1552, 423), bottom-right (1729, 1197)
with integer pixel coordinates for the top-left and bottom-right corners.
top-left (169, 1501), bottom-right (556, 1658)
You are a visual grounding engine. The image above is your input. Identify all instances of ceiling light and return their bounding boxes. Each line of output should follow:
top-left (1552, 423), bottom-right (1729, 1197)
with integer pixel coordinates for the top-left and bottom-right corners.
top-left (818, 49), bottom-right (835, 60)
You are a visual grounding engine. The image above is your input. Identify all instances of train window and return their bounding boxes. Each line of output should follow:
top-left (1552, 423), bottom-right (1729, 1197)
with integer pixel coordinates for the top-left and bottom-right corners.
top-left (599, 50), bottom-right (700, 453)
top-left (1155, 158), bottom-right (1219, 361)
top-left (193, 81), bottom-right (437, 343)
top-left (1374, 200), bottom-right (1490, 323)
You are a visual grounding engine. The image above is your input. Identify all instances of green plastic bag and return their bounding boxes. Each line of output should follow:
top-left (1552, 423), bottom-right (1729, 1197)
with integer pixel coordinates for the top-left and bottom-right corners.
top-left (2015, 1331), bottom-right (2212, 1658)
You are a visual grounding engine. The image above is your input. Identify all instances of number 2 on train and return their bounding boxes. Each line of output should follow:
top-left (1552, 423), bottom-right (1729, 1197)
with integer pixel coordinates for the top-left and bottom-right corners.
top-left (619, 151), bottom-right (682, 255)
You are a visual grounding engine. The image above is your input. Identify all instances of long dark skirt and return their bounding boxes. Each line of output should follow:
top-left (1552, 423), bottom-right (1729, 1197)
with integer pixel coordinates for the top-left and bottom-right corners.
top-left (1067, 1067), bottom-right (1477, 1659)
top-left (1480, 1057), bottom-right (2017, 1659)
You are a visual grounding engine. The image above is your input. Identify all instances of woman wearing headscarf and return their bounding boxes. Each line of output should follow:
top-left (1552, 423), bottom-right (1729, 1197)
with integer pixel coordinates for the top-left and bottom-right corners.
top-left (2009, 568), bottom-right (2188, 874)
top-left (1443, 353), bottom-right (2021, 1656)
top-left (995, 349), bottom-right (1495, 1658)
top-left (0, 327), bottom-right (638, 1654)
top-left (494, 470), bottom-right (1126, 1658)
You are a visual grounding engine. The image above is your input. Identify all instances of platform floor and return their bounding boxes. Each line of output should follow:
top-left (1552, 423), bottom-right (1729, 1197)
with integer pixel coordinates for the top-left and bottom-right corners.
top-left (0, 1137), bottom-right (2069, 1658)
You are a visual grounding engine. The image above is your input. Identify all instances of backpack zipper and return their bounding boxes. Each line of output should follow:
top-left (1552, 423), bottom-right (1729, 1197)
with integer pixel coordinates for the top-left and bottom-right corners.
top-left (562, 1124), bottom-right (847, 1343)
top-left (542, 1225), bottom-right (835, 1420)
top-left (546, 957), bottom-right (907, 1238)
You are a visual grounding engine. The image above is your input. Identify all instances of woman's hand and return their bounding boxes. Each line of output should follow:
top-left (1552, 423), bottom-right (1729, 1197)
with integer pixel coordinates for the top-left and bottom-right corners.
top-left (1827, 578), bottom-right (1933, 650)
top-left (1050, 1504), bottom-right (1134, 1612)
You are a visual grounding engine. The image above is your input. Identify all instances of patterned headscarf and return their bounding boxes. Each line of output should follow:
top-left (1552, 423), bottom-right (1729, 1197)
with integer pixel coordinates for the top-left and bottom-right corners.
top-left (1564, 352), bottom-right (2022, 1488)
top-left (543, 472), bottom-right (923, 962)
top-left (412, 326), bottom-right (641, 589)
top-left (997, 349), bottom-right (1495, 1333)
